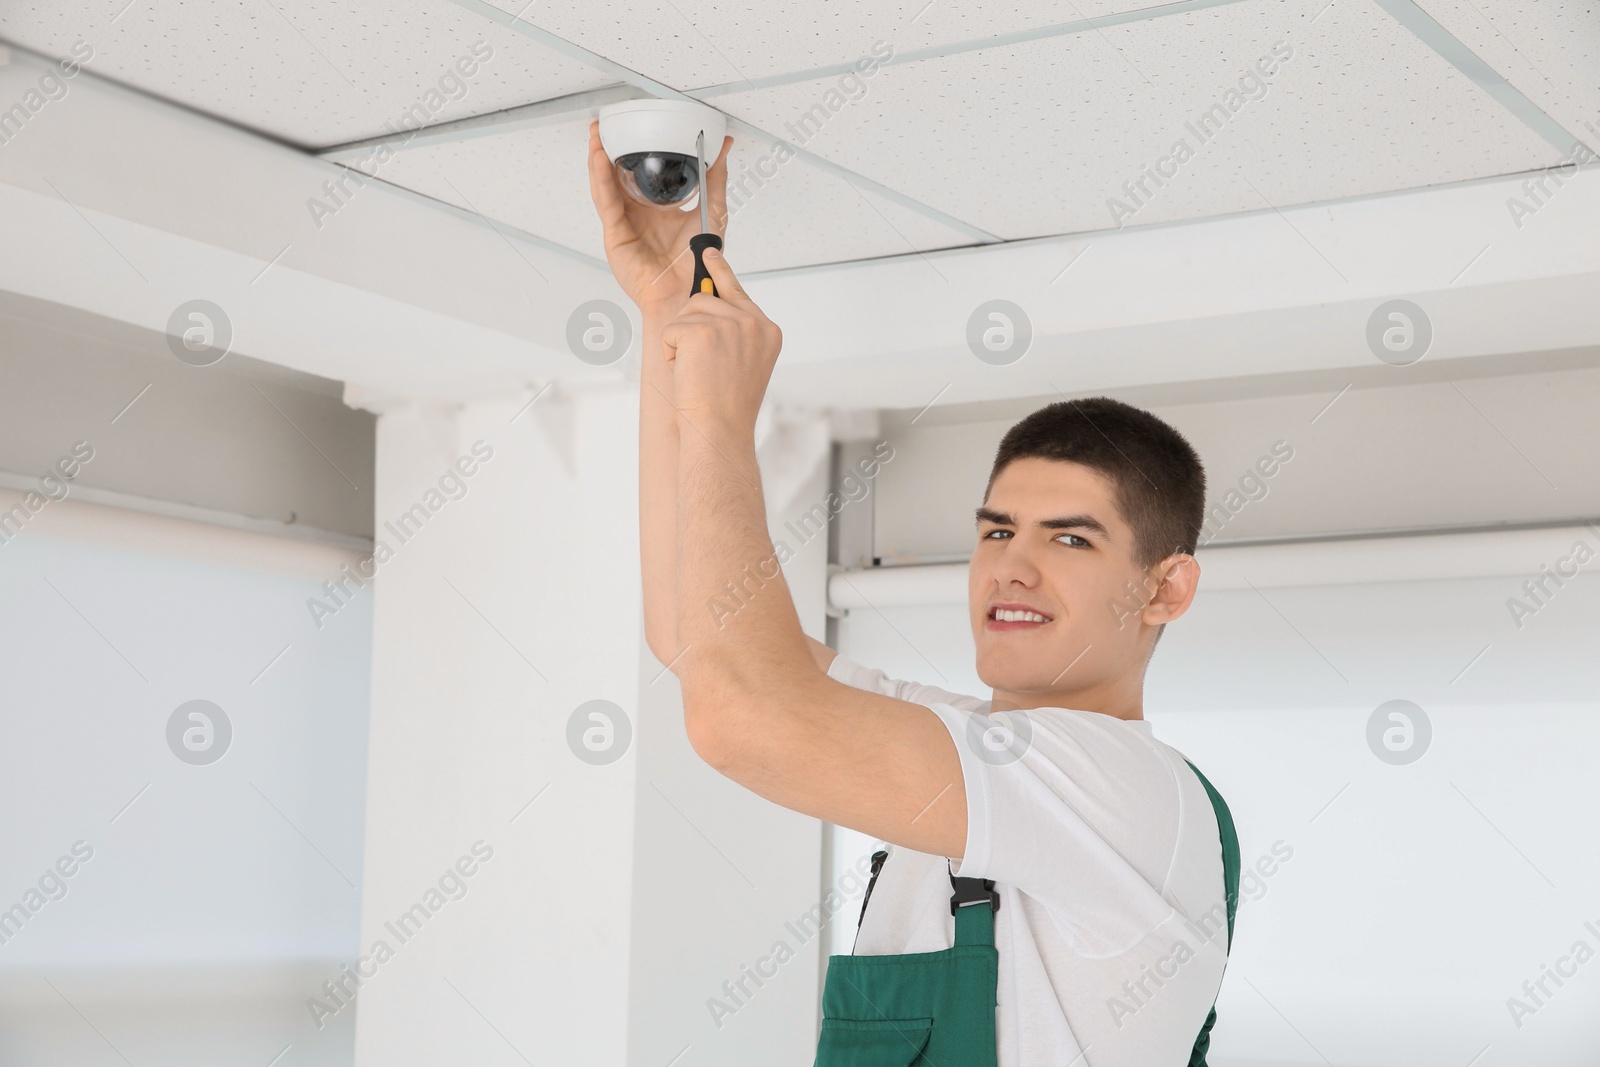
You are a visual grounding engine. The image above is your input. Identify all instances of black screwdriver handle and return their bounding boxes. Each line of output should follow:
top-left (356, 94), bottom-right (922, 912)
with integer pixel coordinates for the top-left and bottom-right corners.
top-left (690, 232), bottom-right (722, 298)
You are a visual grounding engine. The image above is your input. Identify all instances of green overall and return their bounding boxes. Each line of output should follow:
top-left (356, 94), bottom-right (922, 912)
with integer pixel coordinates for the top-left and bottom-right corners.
top-left (814, 759), bottom-right (1240, 1067)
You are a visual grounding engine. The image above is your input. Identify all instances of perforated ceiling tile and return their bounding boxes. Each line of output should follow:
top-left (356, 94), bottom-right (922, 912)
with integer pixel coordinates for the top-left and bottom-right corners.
top-left (1414, 0), bottom-right (1600, 152)
top-left (0, 0), bottom-right (615, 148)
top-left (713, 0), bottom-right (1567, 241)
top-left (367, 115), bottom-right (977, 274)
top-left (481, 0), bottom-right (1219, 92)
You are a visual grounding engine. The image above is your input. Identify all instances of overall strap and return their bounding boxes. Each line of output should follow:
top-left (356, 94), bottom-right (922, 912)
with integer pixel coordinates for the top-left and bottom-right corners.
top-left (949, 864), bottom-right (999, 948)
top-left (1182, 758), bottom-right (1241, 1067)
top-left (852, 851), bottom-right (1000, 950)
top-left (850, 849), bottom-right (889, 954)
top-left (1183, 759), bottom-right (1240, 948)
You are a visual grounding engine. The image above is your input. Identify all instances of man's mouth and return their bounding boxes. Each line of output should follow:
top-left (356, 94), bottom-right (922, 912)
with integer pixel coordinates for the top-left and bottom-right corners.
top-left (986, 603), bottom-right (1054, 630)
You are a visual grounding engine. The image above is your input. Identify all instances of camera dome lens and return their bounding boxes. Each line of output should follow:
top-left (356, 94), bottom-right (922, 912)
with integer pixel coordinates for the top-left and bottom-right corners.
top-left (614, 152), bottom-right (699, 207)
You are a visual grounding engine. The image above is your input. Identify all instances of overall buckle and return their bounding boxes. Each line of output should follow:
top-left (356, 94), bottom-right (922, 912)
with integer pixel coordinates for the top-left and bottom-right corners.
top-left (949, 876), bottom-right (1000, 916)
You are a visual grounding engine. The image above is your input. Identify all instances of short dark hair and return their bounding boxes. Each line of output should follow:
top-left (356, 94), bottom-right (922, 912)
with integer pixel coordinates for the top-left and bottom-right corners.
top-left (984, 397), bottom-right (1206, 568)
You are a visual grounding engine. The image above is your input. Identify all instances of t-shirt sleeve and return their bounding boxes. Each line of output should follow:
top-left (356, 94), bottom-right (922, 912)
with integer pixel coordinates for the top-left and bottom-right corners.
top-left (826, 652), bottom-right (1181, 956)
top-left (927, 700), bottom-right (1182, 956)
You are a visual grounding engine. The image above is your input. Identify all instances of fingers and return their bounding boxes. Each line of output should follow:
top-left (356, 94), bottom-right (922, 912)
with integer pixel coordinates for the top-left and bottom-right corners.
top-left (698, 245), bottom-right (750, 305)
top-left (586, 120), bottom-right (628, 229)
top-left (663, 246), bottom-right (779, 379)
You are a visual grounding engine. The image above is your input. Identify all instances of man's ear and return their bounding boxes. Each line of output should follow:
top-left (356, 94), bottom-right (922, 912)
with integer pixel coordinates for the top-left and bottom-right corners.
top-left (1140, 553), bottom-right (1200, 626)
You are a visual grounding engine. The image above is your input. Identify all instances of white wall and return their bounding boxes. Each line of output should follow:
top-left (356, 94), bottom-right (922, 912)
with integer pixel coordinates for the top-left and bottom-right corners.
top-left (626, 414), bottom-right (833, 1067)
top-left (350, 390), bottom-right (644, 1066)
top-left (834, 551), bottom-right (1600, 1065)
top-left (0, 496), bottom-right (374, 1067)
top-left (841, 364), bottom-right (1600, 1060)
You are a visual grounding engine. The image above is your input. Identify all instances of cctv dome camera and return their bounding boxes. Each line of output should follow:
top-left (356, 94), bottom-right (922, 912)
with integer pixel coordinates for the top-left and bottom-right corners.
top-left (597, 99), bottom-right (728, 210)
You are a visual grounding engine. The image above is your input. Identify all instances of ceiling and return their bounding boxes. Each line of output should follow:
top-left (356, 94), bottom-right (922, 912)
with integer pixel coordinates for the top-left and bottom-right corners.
top-left (2, 0), bottom-right (1594, 276)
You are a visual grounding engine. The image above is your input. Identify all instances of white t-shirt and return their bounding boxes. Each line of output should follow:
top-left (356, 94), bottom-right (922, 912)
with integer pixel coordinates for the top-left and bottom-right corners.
top-left (827, 652), bottom-right (1229, 1067)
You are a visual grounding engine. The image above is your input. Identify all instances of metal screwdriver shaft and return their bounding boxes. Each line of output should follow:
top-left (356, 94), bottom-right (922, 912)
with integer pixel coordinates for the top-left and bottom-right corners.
top-left (698, 131), bottom-right (709, 236)
top-left (688, 129), bottom-right (722, 298)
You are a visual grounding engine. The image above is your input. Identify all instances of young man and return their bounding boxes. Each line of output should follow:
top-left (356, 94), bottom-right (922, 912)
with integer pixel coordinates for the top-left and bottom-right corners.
top-left (588, 123), bottom-right (1239, 1066)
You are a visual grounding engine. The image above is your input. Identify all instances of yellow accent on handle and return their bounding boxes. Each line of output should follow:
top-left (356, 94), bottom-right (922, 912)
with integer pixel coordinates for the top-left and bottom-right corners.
top-left (700, 278), bottom-right (715, 293)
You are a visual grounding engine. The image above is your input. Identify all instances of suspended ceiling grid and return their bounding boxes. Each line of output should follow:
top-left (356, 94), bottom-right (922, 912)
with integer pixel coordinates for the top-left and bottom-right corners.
top-left (0, 0), bottom-right (1593, 275)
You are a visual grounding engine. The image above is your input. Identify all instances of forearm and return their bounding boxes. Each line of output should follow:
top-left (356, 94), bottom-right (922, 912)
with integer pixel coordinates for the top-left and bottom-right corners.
top-left (674, 415), bottom-right (814, 699)
top-left (639, 306), bottom-right (682, 664)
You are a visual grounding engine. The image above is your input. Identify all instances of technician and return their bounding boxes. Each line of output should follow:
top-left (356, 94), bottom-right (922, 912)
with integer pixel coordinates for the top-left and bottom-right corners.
top-left (587, 121), bottom-right (1240, 1067)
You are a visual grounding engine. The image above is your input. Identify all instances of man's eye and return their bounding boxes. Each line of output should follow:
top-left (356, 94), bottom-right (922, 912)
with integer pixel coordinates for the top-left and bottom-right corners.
top-left (982, 529), bottom-right (1011, 540)
top-left (1057, 533), bottom-right (1090, 548)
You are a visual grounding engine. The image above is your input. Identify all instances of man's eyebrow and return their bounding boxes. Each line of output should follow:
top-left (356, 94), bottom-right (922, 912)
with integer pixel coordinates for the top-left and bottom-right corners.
top-left (974, 508), bottom-right (1110, 538)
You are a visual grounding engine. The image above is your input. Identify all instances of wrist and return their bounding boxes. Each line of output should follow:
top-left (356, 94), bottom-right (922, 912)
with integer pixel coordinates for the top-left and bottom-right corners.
top-left (677, 408), bottom-right (755, 450)
top-left (639, 297), bottom-right (686, 323)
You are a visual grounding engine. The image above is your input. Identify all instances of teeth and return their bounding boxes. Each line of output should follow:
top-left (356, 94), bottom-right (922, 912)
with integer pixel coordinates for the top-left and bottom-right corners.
top-left (996, 609), bottom-right (1049, 623)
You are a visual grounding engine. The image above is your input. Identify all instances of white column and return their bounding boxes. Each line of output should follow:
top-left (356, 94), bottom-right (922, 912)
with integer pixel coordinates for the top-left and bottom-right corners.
top-left (350, 385), bottom-right (835, 1067)
top-left (624, 406), bottom-right (834, 1067)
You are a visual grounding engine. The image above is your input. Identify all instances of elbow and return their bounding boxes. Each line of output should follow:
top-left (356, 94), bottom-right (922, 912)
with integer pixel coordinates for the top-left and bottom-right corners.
top-left (679, 666), bottom-right (762, 774)
top-left (681, 666), bottom-right (827, 776)
top-left (682, 688), bottom-right (736, 773)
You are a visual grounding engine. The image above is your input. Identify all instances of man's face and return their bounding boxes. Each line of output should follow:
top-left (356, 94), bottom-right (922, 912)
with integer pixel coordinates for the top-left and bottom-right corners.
top-left (968, 457), bottom-right (1154, 701)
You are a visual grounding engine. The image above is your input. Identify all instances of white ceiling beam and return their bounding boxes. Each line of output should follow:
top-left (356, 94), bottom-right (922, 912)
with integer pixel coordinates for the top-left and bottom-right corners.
top-left (0, 52), bottom-right (620, 401)
top-left (4, 35), bottom-right (1598, 414)
top-left (753, 162), bottom-right (1600, 410)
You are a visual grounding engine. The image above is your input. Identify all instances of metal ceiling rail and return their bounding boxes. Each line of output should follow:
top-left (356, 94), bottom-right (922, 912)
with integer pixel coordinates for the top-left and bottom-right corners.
top-left (0, 38), bottom-right (617, 275)
top-left (12, 0), bottom-right (1580, 277)
top-left (1372, 0), bottom-right (1591, 158)
top-left (394, 0), bottom-right (1591, 270)
top-left (684, 0), bottom-right (1258, 99)
top-left (318, 84), bottom-right (656, 162)
top-left (427, 0), bottom-right (1002, 244)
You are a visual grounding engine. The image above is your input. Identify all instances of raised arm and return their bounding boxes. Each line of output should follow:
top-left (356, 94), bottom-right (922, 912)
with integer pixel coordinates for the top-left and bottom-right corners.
top-left (637, 307), bottom-right (685, 663)
top-left (586, 119), bottom-right (716, 664)
top-left (660, 252), bottom-right (966, 860)
top-left (587, 121), bottom-right (835, 673)
top-left (590, 121), bottom-right (963, 860)
top-left (640, 311), bottom-right (834, 670)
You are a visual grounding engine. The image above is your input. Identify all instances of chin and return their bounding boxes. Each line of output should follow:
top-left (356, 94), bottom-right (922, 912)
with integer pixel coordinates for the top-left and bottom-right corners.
top-left (975, 648), bottom-right (1039, 692)
top-left (976, 642), bottom-right (1086, 696)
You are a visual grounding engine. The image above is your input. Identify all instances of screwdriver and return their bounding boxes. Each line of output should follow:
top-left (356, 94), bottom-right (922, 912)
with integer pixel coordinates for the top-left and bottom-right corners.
top-left (688, 128), bottom-right (722, 298)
